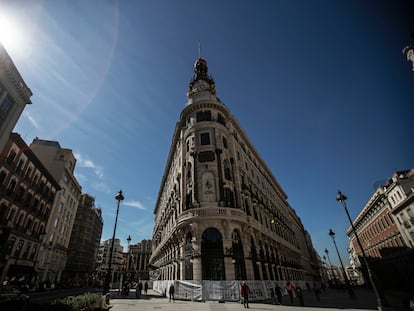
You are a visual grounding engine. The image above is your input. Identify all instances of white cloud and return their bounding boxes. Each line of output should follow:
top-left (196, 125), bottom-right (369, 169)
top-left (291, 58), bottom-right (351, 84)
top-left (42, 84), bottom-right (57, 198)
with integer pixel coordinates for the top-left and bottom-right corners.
top-left (91, 181), bottom-right (111, 194)
top-left (74, 152), bottom-right (104, 178)
top-left (25, 112), bottom-right (40, 129)
top-left (123, 200), bottom-right (146, 210)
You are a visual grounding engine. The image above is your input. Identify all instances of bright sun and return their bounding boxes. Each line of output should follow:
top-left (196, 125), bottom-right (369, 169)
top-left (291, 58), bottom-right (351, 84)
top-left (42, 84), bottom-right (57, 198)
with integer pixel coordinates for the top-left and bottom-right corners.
top-left (0, 13), bottom-right (22, 51)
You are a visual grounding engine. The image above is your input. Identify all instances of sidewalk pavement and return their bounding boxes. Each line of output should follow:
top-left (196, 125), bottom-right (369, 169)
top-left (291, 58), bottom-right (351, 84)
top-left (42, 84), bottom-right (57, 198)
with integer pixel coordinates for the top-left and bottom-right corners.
top-left (108, 288), bottom-right (409, 311)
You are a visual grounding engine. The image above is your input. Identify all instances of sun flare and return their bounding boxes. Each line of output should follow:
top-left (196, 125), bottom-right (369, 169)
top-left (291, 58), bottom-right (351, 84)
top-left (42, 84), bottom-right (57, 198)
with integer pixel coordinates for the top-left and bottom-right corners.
top-left (0, 13), bottom-right (22, 51)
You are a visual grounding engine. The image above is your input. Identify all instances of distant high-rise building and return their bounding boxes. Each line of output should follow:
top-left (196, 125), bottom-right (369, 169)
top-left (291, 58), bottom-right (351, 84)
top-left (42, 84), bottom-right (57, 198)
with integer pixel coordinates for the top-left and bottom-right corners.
top-left (128, 239), bottom-right (151, 281)
top-left (0, 43), bottom-right (32, 153)
top-left (62, 193), bottom-right (103, 286)
top-left (30, 138), bottom-right (81, 284)
top-left (0, 133), bottom-right (60, 284)
top-left (149, 58), bottom-right (318, 281)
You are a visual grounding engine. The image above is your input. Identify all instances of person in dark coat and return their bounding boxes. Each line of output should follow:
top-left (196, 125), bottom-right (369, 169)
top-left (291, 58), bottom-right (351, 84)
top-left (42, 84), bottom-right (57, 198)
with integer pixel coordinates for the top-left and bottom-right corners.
top-left (169, 283), bottom-right (175, 302)
top-left (144, 281), bottom-right (148, 295)
top-left (296, 286), bottom-right (304, 306)
top-left (275, 284), bottom-right (282, 305)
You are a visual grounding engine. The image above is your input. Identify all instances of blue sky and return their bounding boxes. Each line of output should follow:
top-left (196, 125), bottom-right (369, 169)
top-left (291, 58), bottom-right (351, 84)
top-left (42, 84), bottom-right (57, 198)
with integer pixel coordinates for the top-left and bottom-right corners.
top-left (1, 0), bottom-right (413, 267)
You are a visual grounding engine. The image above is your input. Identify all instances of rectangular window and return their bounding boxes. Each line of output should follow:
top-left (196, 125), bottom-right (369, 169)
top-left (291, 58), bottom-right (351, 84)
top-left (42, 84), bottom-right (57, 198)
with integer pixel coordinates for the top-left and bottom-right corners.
top-left (0, 96), bottom-right (12, 113)
top-left (200, 133), bottom-right (210, 145)
top-left (196, 110), bottom-right (212, 122)
top-left (223, 137), bottom-right (228, 149)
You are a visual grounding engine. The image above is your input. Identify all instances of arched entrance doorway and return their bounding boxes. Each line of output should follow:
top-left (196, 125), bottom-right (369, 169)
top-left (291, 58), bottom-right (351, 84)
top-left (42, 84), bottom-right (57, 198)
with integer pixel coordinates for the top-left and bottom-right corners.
top-left (201, 228), bottom-right (225, 280)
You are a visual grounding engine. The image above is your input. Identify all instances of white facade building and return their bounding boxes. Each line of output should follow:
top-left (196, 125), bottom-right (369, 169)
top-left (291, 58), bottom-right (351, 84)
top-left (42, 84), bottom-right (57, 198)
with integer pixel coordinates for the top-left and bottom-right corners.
top-left (149, 58), bottom-right (318, 282)
top-left (386, 169), bottom-right (414, 247)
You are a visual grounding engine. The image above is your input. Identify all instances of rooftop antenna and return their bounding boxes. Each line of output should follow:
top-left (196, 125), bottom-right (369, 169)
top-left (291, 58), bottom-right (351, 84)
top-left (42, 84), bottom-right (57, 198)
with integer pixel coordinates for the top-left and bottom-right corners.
top-left (198, 41), bottom-right (201, 59)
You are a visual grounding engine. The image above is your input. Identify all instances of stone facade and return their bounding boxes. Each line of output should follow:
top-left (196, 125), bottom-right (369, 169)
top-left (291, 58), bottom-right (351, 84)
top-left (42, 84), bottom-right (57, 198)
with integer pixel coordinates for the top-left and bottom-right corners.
top-left (30, 138), bottom-right (81, 284)
top-left (347, 169), bottom-right (414, 288)
top-left (386, 169), bottom-right (414, 247)
top-left (96, 238), bottom-right (124, 287)
top-left (127, 239), bottom-right (151, 281)
top-left (0, 133), bottom-right (60, 285)
top-left (149, 58), bottom-right (319, 282)
top-left (62, 193), bottom-right (103, 286)
top-left (0, 43), bottom-right (32, 153)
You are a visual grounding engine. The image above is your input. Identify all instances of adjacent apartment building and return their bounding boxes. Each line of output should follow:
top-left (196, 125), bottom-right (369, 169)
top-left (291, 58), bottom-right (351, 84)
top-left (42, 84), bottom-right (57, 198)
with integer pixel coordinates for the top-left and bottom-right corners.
top-left (0, 133), bottom-right (60, 284)
top-left (0, 43), bottom-right (32, 153)
top-left (149, 58), bottom-right (319, 282)
top-left (96, 238), bottom-right (124, 287)
top-left (30, 138), bottom-right (81, 285)
top-left (62, 193), bottom-right (103, 287)
top-left (347, 168), bottom-right (414, 289)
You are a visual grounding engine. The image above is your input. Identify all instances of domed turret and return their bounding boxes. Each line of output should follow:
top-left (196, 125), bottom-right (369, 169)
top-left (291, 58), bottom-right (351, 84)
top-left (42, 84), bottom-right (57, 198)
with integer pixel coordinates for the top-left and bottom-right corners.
top-left (188, 58), bottom-right (216, 96)
top-left (194, 58), bottom-right (208, 78)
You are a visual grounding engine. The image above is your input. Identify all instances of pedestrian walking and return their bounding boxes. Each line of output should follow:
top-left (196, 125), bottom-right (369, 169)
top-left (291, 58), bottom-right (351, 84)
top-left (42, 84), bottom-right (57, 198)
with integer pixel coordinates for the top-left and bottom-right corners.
top-left (136, 282), bottom-right (142, 298)
top-left (285, 281), bottom-right (294, 305)
top-left (275, 284), bottom-right (282, 305)
top-left (296, 286), bottom-right (304, 306)
top-left (240, 281), bottom-right (250, 308)
top-left (169, 283), bottom-right (175, 302)
top-left (144, 281), bottom-right (148, 295)
top-left (314, 283), bottom-right (321, 302)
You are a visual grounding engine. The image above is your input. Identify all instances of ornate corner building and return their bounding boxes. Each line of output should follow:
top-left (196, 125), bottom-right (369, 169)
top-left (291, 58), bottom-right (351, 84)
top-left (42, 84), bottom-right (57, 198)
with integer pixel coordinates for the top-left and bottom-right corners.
top-left (149, 58), bottom-right (318, 282)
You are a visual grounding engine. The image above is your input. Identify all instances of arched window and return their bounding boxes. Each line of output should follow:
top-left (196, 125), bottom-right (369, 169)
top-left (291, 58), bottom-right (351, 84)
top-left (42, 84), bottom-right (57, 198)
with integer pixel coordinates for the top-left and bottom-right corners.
top-left (6, 179), bottom-right (16, 195)
top-left (6, 150), bottom-right (16, 165)
top-left (223, 159), bottom-right (231, 180)
top-left (0, 170), bottom-right (7, 186)
top-left (201, 228), bottom-right (225, 280)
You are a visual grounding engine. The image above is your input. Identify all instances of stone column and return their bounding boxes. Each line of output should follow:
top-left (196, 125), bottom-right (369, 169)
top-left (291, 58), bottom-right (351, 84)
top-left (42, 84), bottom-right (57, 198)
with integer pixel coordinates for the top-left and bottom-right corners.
top-left (242, 259), bottom-right (251, 280)
top-left (223, 239), bottom-right (234, 280)
top-left (192, 239), bottom-right (202, 280)
top-left (256, 258), bottom-right (263, 280)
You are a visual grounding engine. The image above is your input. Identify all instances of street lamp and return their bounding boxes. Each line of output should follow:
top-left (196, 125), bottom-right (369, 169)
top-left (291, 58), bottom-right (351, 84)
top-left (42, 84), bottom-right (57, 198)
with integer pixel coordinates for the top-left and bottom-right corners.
top-left (127, 235), bottom-right (131, 270)
top-left (329, 229), bottom-right (355, 298)
top-left (336, 190), bottom-right (390, 311)
top-left (126, 235), bottom-right (131, 280)
top-left (324, 248), bottom-right (336, 286)
top-left (103, 190), bottom-right (125, 294)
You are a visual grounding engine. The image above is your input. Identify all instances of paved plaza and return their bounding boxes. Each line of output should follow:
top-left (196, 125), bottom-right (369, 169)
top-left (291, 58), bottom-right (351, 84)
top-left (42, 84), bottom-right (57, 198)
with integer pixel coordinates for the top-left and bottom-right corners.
top-left (107, 288), bottom-right (411, 311)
